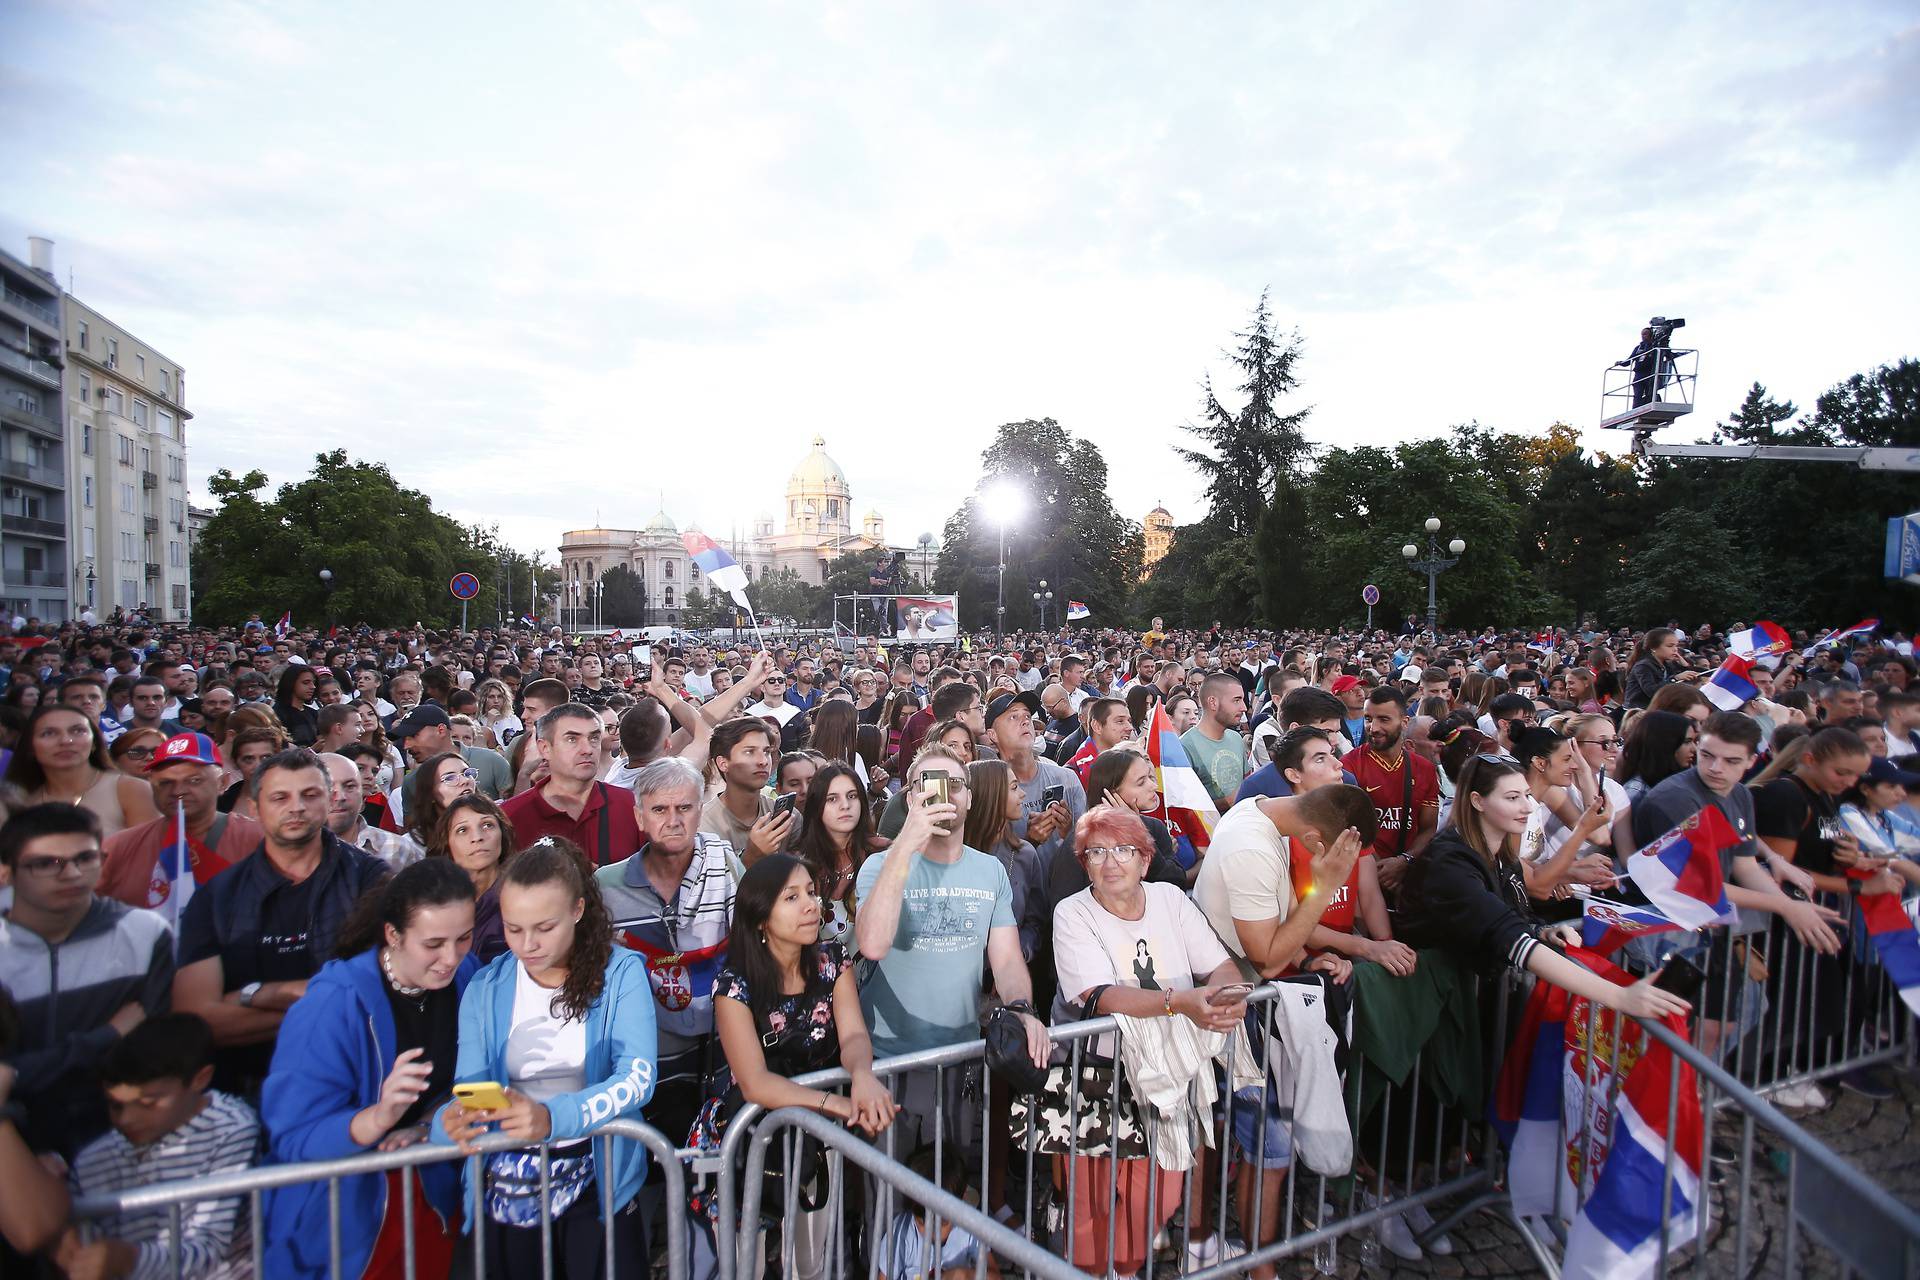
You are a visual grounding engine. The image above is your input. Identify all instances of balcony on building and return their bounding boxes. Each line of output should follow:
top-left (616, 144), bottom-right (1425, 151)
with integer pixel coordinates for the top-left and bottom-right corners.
top-left (0, 401), bottom-right (62, 440)
top-left (141, 469), bottom-right (158, 490)
top-left (2, 512), bottom-right (66, 539)
top-left (0, 285), bottom-right (60, 332)
top-left (0, 345), bottom-right (61, 388)
top-left (144, 561), bottom-right (162, 579)
top-left (0, 454), bottom-right (65, 488)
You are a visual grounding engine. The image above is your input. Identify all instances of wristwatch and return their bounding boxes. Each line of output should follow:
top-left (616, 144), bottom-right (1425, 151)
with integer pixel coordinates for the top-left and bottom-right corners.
top-left (238, 981), bottom-right (263, 1008)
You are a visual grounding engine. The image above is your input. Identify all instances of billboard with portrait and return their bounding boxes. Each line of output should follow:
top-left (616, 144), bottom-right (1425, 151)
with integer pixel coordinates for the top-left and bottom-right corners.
top-left (894, 594), bottom-right (959, 641)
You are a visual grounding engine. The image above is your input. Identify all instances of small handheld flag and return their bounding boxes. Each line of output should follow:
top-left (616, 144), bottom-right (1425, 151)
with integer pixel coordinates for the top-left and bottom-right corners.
top-left (273, 611), bottom-right (292, 639)
top-left (148, 801), bottom-right (194, 946)
top-left (1144, 700), bottom-right (1218, 853)
top-left (1580, 897), bottom-right (1684, 955)
top-left (1626, 806), bottom-right (1740, 930)
top-left (681, 532), bottom-right (753, 611)
top-left (1802, 618), bottom-right (1879, 656)
top-left (1066, 601), bottom-right (1090, 621)
top-left (1702, 654), bottom-right (1759, 711)
top-left (1727, 621), bottom-right (1790, 666)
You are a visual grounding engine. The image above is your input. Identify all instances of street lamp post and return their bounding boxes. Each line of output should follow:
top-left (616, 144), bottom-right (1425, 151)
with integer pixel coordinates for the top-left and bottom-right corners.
top-left (1031, 579), bottom-right (1055, 630)
top-left (1400, 516), bottom-right (1467, 636)
top-left (318, 568), bottom-right (335, 631)
top-left (916, 532), bottom-right (934, 587)
top-left (981, 484), bottom-right (1024, 638)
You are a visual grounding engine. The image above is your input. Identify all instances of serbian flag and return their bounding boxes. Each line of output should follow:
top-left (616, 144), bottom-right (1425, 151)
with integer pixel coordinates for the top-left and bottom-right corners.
top-left (1701, 653), bottom-right (1759, 712)
top-left (273, 611), bottom-right (292, 639)
top-left (1856, 888), bottom-right (1920, 1019)
top-left (1727, 621), bottom-right (1790, 667)
top-left (1580, 897), bottom-right (1684, 956)
top-left (681, 531), bottom-right (751, 610)
top-left (518, 614), bottom-right (536, 628)
top-left (1562, 1008), bottom-right (1707, 1279)
top-left (1145, 700), bottom-right (1218, 853)
top-left (146, 802), bottom-right (194, 945)
top-left (1492, 970), bottom-right (1573, 1218)
top-left (1803, 618), bottom-right (1879, 656)
top-left (1626, 807), bottom-right (1739, 930)
top-left (1067, 601), bottom-right (1090, 621)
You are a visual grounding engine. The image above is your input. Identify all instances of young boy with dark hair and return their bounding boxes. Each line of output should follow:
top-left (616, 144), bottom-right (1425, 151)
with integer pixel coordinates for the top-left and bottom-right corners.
top-left (55, 1013), bottom-right (259, 1280)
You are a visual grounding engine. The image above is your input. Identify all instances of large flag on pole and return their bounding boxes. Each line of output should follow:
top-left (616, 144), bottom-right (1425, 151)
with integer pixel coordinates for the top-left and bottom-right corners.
top-left (1625, 806), bottom-right (1740, 930)
top-left (681, 532), bottom-right (752, 611)
top-left (1144, 700), bottom-right (1218, 854)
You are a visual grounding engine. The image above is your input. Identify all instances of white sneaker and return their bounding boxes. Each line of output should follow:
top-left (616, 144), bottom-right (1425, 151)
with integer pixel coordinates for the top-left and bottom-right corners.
top-left (1359, 1190), bottom-right (1422, 1261)
top-left (1403, 1200), bottom-right (1455, 1255)
top-left (1182, 1234), bottom-right (1219, 1271)
top-left (1773, 1082), bottom-right (1830, 1110)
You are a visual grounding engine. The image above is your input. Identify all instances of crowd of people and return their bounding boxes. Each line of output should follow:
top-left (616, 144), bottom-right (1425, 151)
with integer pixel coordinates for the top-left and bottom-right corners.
top-left (0, 612), bottom-right (1915, 1279)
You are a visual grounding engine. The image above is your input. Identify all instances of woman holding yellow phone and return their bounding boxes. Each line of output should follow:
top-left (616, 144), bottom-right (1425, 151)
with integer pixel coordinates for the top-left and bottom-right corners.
top-left (260, 859), bottom-right (480, 1279)
top-left (431, 838), bottom-right (658, 1279)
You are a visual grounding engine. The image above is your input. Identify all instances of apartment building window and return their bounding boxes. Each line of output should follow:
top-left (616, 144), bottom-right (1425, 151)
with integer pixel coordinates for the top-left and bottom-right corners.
top-left (161, 369), bottom-right (171, 399)
top-left (81, 424), bottom-right (92, 456)
top-left (664, 560), bottom-right (675, 580)
top-left (177, 373), bottom-right (184, 407)
top-left (132, 401), bottom-right (149, 429)
top-left (135, 354), bottom-right (145, 378)
top-left (157, 410), bottom-right (176, 441)
top-left (117, 435), bottom-right (133, 465)
top-left (106, 338), bottom-right (118, 369)
top-left (119, 483), bottom-right (134, 512)
top-left (77, 320), bottom-right (89, 350)
top-left (82, 525), bottom-right (94, 559)
top-left (120, 531), bottom-right (135, 561)
top-left (168, 540), bottom-right (183, 568)
top-left (166, 456), bottom-right (183, 483)
top-left (82, 477), bottom-right (93, 508)
top-left (77, 373), bottom-right (90, 402)
top-left (14, 391), bottom-right (41, 416)
top-left (139, 446), bottom-right (151, 471)
top-left (171, 584), bottom-right (186, 611)
top-left (168, 497), bottom-right (184, 525)
top-left (119, 579), bottom-right (135, 609)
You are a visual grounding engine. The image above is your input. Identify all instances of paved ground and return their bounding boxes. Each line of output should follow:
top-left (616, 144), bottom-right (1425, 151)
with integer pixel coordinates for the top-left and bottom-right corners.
top-left (1245, 1062), bottom-right (1920, 1279)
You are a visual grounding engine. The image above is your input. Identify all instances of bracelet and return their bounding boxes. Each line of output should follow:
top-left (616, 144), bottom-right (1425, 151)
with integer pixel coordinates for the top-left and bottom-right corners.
top-left (1163, 990), bottom-right (1174, 1017)
top-left (817, 1092), bottom-right (832, 1113)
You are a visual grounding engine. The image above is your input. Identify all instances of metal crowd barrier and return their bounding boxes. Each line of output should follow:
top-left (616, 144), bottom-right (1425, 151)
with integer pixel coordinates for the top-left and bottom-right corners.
top-left (68, 1118), bottom-right (685, 1280)
top-left (62, 910), bottom-right (1918, 1280)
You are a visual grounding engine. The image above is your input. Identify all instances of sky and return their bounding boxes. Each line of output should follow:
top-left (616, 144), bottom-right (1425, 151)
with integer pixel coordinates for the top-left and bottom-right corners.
top-left (2, 1), bottom-right (1915, 562)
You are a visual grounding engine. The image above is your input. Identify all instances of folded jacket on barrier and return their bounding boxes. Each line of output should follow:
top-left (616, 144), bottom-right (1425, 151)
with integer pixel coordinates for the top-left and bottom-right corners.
top-left (1253, 981), bottom-right (1354, 1177)
top-left (1349, 948), bottom-right (1487, 1126)
top-left (1111, 1010), bottom-right (1261, 1170)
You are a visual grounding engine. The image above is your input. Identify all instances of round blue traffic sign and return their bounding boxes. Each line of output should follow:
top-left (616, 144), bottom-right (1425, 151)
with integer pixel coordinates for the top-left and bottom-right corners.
top-left (449, 572), bottom-right (480, 600)
top-left (1362, 583), bottom-right (1380, 606)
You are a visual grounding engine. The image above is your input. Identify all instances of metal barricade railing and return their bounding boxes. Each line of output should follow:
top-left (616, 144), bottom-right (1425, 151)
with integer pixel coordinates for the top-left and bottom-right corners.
top-left (716, 975), bottom-right (1518, 1280)
top-left (69, 1117), bottom-right (685, 1280)
top-left (1630, 1014), bottom-right (1920, 1279)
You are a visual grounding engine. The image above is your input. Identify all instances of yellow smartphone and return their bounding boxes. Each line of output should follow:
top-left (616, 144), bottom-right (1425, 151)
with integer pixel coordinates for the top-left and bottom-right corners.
top-left (453, 1081), bottom-right (511, 1112)
top-left (919, 774), bottom-right (951, 806)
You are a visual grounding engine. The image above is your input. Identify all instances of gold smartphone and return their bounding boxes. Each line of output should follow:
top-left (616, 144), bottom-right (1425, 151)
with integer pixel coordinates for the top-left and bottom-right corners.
top-left (919, 774), bottom-right (951, 806)
top-left (452, 1081), bottom-right (511, 1112)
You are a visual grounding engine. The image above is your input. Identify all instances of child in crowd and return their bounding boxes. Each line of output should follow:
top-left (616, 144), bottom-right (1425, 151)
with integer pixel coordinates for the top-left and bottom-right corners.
top-left (57, 1013), bottom-right (260, 1280)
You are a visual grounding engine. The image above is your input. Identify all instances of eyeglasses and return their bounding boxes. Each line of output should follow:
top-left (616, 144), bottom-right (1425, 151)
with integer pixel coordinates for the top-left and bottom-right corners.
top-left (120, 746), bottom-right (156, 760)
top-left (18, 848), bottom-right (103, 878)
top-left (1082, 844), bottom-right (1140, 866)
top-left (439, 768), bottom-right (481, 784)
top-left (1580, 737), bottom-right (1622, 750)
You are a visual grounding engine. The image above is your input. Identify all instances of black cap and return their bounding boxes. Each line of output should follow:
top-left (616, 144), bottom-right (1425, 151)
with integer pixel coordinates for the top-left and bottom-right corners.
top-left (985, 690), bottom-right (1044, 729)
top-left (391, 703), bottom-right (451, 740)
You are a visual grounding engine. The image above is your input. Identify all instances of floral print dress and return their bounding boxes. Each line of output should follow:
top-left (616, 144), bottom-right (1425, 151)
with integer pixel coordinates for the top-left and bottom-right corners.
top-left (714, 942), bottom-right (848, 1079)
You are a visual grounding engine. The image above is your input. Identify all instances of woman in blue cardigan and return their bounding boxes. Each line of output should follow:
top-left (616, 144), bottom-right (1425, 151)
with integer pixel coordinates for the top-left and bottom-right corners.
top-left (261, 858), bottom-right (480, 1279)
top-left (434, 838), bottom-right (657, 1278)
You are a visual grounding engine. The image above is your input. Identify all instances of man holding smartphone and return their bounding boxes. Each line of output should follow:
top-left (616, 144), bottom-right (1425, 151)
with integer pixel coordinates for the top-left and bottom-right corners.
top-left (855, 745), bottom-right (1049, 1151)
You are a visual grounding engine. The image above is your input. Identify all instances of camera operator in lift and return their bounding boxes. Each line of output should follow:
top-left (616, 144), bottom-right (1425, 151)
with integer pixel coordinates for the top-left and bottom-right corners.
top-left (1621, 315), bottom-right (1685, 407)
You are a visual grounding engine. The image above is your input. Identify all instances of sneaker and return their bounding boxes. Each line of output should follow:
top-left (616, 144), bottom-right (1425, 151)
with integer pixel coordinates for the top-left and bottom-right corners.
top-left (1710, 1138), bottom-right (1740, 1166)
top-left (1359, 1190), bottom-right (1422, 1262)
top-left (1772, 1082), bottom-right (1829, 1110)
top-left (1403, 1200), bottom-right (1455, 1255)
top-left (1182, 1234), bottom-right (1219, 1272)
top-left (1839, 1066), bottom-right (1895, 1100)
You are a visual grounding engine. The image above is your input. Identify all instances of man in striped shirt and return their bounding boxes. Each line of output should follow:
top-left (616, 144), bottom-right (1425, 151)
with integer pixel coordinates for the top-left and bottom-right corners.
top-left (57, 1013), bottom-right (259, 1280)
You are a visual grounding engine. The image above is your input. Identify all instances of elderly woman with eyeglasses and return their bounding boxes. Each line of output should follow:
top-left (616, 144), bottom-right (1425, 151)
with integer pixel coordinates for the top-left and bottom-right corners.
top-left (1046, 803), bottom-right (1245, 1278)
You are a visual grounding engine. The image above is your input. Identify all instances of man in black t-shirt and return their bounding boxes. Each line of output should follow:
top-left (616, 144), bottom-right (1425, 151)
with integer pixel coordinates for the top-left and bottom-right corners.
top-left (172, 749), bottom-right (389, 1094)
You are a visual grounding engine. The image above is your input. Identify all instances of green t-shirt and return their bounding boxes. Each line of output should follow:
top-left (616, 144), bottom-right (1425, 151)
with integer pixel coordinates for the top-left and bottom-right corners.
top-left (1180, 726), bottom-right (1247, 810)
top-left (855, 845), bottom-right (1015, 1058)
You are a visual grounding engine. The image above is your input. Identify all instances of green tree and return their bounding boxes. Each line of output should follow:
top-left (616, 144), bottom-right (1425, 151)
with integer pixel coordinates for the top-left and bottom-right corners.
top-left (935, 419), bottom-right (1142, 629)
top-left (1605, 510), bottom-right (1762, 623)
top-left (680, 586), bottom-right (731, 631)
top-left (749, 568), bottom-right (821, 627)
top-left (595, 566), bottom-right (646, 628)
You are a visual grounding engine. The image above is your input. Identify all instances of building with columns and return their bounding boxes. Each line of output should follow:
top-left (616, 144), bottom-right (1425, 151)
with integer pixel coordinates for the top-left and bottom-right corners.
top-left (558, 436), bottom-right (928, 627)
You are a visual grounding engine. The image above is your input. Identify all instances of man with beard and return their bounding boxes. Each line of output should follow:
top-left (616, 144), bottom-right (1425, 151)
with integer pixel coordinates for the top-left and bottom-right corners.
top-left (1344, 687), bottom-right (1441, 897)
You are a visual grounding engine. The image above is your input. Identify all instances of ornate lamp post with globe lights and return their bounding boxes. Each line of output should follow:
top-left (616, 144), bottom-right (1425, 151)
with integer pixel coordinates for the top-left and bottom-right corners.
top-left (1401, 516), bottom-right (1466, 635)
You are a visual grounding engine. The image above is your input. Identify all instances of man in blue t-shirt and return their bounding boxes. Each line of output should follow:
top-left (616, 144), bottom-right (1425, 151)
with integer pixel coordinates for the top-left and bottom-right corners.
top-left (856, 743), bottom-right (1048, 1148)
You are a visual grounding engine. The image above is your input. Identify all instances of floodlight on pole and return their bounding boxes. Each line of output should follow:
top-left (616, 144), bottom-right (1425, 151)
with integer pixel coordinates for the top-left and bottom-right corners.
top-left (980, 482), bottom-right (1025, 637)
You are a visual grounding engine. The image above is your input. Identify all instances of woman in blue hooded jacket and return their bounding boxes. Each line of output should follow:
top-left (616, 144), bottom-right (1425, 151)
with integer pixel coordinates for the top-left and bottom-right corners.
top-left (260, 858), bottom-right (480, 1279)
top-left (434, 837), bottom-right (657, 1278)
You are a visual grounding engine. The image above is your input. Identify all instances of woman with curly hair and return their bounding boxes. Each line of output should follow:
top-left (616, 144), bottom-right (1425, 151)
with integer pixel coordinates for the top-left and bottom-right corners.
top-left (434, 838), bottom-right (657, 1278)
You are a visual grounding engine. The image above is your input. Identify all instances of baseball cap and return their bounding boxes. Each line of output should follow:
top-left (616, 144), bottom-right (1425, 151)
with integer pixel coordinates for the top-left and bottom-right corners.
top-left (1863, 757), bottom-right (1920, 789)
top-left (391, 704), bottom-right (452, 740)
top-left (1330, 675), bottom-right (1363, 695)
top-left (147, 731), bottom-right (223, 772)
top-left (1400, 665), bottom-right (1424, 685)
top-left (985, 690), bottom-right (1044, 729)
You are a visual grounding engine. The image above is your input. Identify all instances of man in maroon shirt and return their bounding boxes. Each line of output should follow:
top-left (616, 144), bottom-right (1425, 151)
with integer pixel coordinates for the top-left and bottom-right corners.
top-left (499, 703), bottom-right (642, 867)
top-left (1344, 687), bottom-right (1440, 896)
